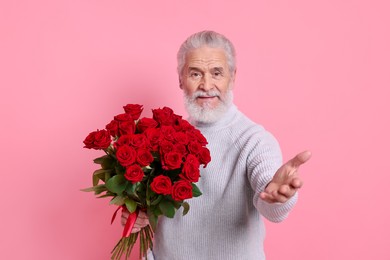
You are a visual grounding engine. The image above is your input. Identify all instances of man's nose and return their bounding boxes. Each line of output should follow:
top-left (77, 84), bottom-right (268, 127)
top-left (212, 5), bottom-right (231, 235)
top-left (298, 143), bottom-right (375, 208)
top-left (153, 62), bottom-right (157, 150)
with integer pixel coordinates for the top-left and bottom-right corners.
top-left (199, 74), bottom-right (214, 91)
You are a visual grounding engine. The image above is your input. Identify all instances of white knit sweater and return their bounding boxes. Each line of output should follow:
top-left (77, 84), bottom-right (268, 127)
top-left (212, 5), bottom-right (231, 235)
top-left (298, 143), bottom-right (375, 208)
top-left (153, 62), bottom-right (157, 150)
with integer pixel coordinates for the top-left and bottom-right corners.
top-left (150, 105), bottom-right (297, 260)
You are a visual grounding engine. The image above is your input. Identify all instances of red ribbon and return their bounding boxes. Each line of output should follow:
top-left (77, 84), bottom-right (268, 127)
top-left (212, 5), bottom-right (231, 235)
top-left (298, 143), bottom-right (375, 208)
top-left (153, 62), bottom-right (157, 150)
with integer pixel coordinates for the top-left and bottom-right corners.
top-left (111, 206), bottom-right (139, 237)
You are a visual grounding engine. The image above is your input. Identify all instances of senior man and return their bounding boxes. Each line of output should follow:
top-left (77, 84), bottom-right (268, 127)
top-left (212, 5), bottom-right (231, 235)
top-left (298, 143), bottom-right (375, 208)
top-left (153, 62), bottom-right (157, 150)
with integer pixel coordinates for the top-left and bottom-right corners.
top-left (123, 30), bottom-right (311, 260)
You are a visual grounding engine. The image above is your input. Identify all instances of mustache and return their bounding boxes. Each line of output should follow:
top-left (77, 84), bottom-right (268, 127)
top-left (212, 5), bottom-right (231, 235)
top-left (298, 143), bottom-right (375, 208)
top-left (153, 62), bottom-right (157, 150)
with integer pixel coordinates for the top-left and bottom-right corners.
top-left (191, 90), bottom-right (221, 99)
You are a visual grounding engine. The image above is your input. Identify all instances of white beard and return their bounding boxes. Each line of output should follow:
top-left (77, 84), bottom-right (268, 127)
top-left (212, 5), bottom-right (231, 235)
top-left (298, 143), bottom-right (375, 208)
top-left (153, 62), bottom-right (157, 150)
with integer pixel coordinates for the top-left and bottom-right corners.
top-left (184, 89), bottom-right (233, 124)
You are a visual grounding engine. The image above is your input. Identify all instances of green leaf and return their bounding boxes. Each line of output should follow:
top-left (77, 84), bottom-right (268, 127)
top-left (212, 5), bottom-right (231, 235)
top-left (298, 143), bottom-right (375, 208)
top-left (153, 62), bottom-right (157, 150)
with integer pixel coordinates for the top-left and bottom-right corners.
top-left (172, 200), bottom-right (181, 209)
top-left (182, 202), bottom-right (190, 216)
top-left (192, 183), bottom-right (202, 197)
top-left (110, 196), bottom-right (125, 206)
top-left (135, 182), bottom-right (147, 205)
top-left (150, 195), bottom-right (163, 206)
top-left (80, 186), bottom-right (95, 192)
top-left (93, 155), bottom-right (110, 164)
top-left (124, 198), bottom-right (137, 213)
top-left (92, 169), bottom-right (112, 186)
top-left (94, 186), bottom-right (108, 195)
top-left (80, 184), bottom-right (107, 195)
top-left (115, 165), bottom-right (126, 175)
top-left (93, 168), bottom-right (111, 175)
top-left (146, 186), bottom-right (152, 207)
top-left (125, 182), bottom-right (137, 196)
top-left (147, 208), bottom-right (159, 232)
top-left (96, 193), bottom-right (114, 198)
top-left (152, 206), bottom-right (162, 216)
top-left (92, 174), bottom-right (100, 187)
top-left (158, 200), bottom-right (175, 218)
top-left (105, 175), bottom-right (127, 195)
top-left (104, 172), bottom-right (111, 182)
top-left (94, 154), bottom-right (115, 169)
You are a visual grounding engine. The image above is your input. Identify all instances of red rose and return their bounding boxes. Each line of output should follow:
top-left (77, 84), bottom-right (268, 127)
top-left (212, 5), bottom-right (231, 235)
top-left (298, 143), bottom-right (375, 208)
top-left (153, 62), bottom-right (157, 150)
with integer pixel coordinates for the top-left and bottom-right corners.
top-left (186, 130), bottom-right (198, 143)
top-left (123, 104), bottom-right (143, 120)
top-left (174, 143), bottom-right (187, 156)
top-left (193, 129), bottom-right (208, 145)
top-left (137, 117), bottom-right (158, 133)
top-left (180, 163), bottom-right (200, 182)
top-left (129, 134), bottom-right (149, 148)
top-left (159, 140), bottom-right (174, 155)
top-left (171, 180), bottom-right (193, 201)
top-left (172, 114), bottom-right (182, 126)
top-left (119, 120), bottom-right (135, 135)
top-left (114, 134), bottom-right (131, 149)
top-left (180, 155), bottom-right (200, 182)
top-left (174, 118), bottom-right (194, 132)
top-left (179, 119), bottom-right (194, 131)
top-left (144, 128), bottom-right (162, 151)
top-left (150, 175), bottom-right (172, 195)
top-left (116, 145), bottom-right (137, 166)
top-left (187, 141), bottom-right (202, 155)
top-left (162, 151), bottom-right (183, 170)
top-left (136, 148), bottom-right (154, 166)
top-left (198, 147), bottom-right (211, 167)
top-left (152, 107), bottom-right (175, 125)
top-left (83, 129), bottom-right (111, 150)
top-left (83, 132), bottom-right (96, 149)
top-left (114, 113), bottom-right (132, 122)
top-left (161, 125), bottom-right (176, 142)
top-left (105, 120), bottom-right (119, 137)
top-left (124, 164), bottom-right (144, 183)
top-left (185, 154), bottom-right (200, 165)
top-left (173, 131), bottom-right (189, 145)
top-left (93, 130), bottom-right (112, 149)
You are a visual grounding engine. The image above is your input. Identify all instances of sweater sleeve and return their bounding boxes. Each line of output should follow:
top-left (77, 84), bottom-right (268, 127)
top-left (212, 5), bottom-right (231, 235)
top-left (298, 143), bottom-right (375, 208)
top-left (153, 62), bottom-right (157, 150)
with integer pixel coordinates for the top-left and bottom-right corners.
top-left (246, 129), bottom-right (298, 223)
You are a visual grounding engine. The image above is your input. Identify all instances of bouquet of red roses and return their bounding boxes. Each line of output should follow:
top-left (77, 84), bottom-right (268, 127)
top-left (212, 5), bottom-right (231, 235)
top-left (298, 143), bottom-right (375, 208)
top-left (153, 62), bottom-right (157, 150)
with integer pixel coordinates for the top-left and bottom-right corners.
top-left (82, 104), bottom-right (211, 260)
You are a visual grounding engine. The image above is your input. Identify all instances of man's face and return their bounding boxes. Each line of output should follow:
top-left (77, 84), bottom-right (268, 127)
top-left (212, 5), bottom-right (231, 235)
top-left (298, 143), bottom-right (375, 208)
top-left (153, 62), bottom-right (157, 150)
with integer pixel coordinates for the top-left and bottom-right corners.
top-left (180, 46), bottom-right (235, 123)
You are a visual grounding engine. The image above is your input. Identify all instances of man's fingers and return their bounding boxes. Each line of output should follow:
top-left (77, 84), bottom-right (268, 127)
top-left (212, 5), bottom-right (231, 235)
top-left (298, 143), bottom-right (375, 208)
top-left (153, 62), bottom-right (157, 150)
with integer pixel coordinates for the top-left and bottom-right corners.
top-left (288, 150), bottom-right (312, 169)
top-left (279, 183), bottom-right (300, 198)
top-left (261, 180), bottom-right (301, 203)
top-left (134, 211), bottom-right (150, 229)
top-left (290, 177), bottom-right (303, 189)
top-left (271, 190), bottom-right (289, 203)
top-left (260, 192), bottom-right (276, 203)
top-left (121, 210), bottom-right (149, 228)
top-left (260, 191), bottom-right (288, 203)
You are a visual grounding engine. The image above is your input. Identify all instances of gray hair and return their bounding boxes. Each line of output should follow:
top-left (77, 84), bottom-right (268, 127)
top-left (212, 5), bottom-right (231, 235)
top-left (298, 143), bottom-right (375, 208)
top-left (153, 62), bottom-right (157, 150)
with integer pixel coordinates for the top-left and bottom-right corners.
top-left (177, 30), bottom-right (236, 78)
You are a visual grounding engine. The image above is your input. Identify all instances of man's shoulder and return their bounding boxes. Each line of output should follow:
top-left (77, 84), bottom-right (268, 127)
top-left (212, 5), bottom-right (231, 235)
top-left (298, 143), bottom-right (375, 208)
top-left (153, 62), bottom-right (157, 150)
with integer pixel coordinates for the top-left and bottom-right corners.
top-left (230, 109), bottom-right (278, 146)
top-left (233, 109), bottom-right (267, 134)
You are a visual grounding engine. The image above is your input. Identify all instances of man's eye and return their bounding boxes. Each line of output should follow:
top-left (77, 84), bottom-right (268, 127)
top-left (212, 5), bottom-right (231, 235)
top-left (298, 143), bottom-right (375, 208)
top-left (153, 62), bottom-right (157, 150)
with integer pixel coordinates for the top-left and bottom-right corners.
top-left (213, 71), bottom-right (222, 77)
top-left (190, 72), bottom-right (201, 78)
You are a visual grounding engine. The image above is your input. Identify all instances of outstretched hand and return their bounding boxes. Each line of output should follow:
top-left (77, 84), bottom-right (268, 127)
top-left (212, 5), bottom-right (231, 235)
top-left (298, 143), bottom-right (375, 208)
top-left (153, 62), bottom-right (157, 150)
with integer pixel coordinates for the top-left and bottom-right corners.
top-left (260, 150), bottom-right (311, 203)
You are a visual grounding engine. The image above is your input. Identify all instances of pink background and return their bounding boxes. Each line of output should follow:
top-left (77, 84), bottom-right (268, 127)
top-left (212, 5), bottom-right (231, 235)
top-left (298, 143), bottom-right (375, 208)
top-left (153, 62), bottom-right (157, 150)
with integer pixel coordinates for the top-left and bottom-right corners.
top-left (1, 0), bottom-right (389, 259)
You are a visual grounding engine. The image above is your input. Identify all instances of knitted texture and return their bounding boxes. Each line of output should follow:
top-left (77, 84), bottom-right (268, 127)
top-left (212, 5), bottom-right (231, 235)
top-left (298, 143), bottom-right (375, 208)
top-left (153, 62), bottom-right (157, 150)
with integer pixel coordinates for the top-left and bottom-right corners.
top-left (151, 105), bottom-right (297, 260)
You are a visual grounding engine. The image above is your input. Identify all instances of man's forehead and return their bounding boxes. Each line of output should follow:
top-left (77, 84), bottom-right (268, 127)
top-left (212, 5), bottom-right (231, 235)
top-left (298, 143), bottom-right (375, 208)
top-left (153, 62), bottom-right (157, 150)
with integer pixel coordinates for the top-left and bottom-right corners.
top-left (187, 60), bottom-right (226, 69)
top-left (185, 47), bottom-right (228, 69)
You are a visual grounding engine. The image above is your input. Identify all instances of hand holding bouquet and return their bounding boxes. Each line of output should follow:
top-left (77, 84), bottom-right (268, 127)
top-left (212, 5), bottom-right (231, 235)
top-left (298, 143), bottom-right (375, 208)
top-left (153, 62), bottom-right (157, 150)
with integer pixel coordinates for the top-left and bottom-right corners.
top-left (82, 104), bottom-right (211, 260)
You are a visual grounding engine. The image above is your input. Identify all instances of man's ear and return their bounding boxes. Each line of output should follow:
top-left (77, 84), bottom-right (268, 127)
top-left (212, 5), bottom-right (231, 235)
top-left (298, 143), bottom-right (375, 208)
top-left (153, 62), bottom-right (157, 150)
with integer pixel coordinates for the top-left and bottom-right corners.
top-left (232, 68), bottom-right (237, 83)
top-left (230, 69), bottom-right (237, 89)
top-left (179, 76), bottom-right (184, 89)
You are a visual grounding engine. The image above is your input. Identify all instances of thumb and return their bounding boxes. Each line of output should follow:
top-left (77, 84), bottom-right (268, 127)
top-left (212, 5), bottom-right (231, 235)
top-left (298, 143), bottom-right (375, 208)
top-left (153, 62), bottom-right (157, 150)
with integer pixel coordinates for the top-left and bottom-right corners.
top-left (288, 150), bottom-right (312, 169)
